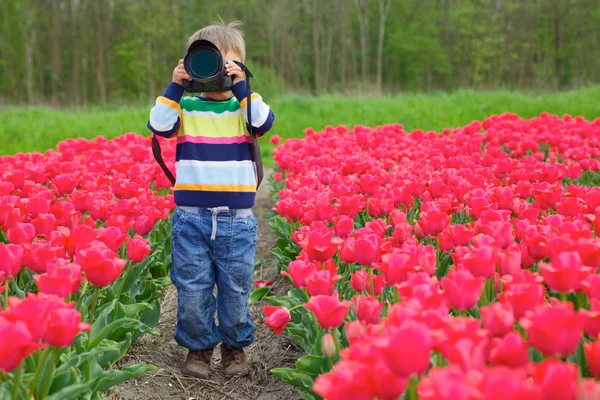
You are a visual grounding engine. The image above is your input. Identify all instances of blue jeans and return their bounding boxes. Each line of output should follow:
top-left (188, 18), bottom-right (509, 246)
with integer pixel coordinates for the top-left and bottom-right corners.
top-left (170, 206), bottom-right (258, 351)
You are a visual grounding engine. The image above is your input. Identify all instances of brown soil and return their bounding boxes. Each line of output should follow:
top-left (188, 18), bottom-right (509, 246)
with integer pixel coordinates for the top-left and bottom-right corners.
top-left (109, 168), bottom-right (302, 400)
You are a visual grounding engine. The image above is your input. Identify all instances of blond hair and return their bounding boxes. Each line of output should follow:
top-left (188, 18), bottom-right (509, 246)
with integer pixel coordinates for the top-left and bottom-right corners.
top-left (187, 19), bottom-right (246, 61)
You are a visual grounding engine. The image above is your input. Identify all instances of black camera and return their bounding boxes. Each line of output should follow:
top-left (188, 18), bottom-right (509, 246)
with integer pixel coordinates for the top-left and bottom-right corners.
top-left (182, 39), bottom-right (233, 92)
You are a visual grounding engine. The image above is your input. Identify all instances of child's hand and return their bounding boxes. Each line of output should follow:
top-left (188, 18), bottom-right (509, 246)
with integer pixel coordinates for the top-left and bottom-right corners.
top-left (225, 61), bottom-right (245, 85)
top-left (172, 59), bottom-right (191, 86)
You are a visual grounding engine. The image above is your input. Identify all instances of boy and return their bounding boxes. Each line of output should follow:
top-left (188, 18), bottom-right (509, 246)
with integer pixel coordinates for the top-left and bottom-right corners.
top-left (147, 20), bottom-right (274, 378)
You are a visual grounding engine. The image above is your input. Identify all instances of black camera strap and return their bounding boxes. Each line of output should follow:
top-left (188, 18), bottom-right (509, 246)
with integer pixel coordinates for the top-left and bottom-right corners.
top-left (151, 61), bottom-right (263, 190)
top-left (152, 134), bottom-right (176, 186)
top-left (234, 61), bottom-right (264, 190)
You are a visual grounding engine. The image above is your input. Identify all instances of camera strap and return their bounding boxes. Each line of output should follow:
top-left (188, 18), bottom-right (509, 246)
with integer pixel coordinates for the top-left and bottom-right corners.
top-left (152, 133), bottom-right (176, 186)
top-left (151, 62), bottom-right (263, 190)
top-left (234, 61), bottom-right (264, 190)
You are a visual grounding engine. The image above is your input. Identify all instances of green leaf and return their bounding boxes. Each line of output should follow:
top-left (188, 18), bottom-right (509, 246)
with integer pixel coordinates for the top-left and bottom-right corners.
top-left (46, 383), bottom-right (93, 400)
top-left (96, 334), bottom-right (134, 367)
top-left (249, 286), bottom-right (271, 305)
top-left (117, 256), bottom-right (156, 297)
top-left (271, 367), bottom-right (315, 391)
top-left (90, 299), bottom-right (126, 340)
top-left (90, 364), bottom-right (155, 393)
top-left (123, 302), bottom-right (153, 318)
top-left (299, 393), bottom-right (319, 400)
top-left (289, 288), bottom-right (308, 302)
top-left (88, 318), bottom-right (158, 349)
top-left (296, 355), bottom-right (323, 376)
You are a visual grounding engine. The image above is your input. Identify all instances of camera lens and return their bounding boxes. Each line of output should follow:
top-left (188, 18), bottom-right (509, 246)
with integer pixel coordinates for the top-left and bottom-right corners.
top-left (189, 48), bottom-right (220, 79)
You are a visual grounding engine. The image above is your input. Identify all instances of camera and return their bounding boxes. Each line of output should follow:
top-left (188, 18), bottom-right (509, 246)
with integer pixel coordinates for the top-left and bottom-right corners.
top-left (182, 39), bottom-right (233, 92)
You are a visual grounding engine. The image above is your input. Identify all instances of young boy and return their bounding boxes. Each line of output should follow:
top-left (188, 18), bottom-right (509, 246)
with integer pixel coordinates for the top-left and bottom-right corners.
top-left (147, 20), bottom-right (274, 378)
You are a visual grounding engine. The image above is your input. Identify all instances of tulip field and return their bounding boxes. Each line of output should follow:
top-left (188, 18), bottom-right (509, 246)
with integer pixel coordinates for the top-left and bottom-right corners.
top-left (0, 134), bottom-right (176, 399)
top-left (264, 113), bottom-right (600, 399)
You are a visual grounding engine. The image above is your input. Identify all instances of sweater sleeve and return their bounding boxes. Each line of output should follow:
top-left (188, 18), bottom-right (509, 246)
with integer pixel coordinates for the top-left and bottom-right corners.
top-left (232, 81), bottom-right (275, 137)
top-left (147, 82), bottom-right (184, 138)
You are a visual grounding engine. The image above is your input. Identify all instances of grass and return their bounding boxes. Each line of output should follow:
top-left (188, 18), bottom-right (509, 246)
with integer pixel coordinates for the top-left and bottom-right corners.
top-left (1, 87), bottom-right (599, 166)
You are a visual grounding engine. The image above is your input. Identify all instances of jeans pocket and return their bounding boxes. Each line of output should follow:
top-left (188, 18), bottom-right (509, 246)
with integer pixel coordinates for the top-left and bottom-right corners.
top-left (241, 215), bottom-right (259, 242)
top-left (226, 218), bottom-right (257, 290)
top-left (171, 211), bottom-right (203, 280)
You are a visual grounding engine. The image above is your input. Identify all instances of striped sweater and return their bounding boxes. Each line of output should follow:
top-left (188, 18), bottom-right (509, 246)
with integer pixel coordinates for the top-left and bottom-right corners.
top-left (147, 81), bottom-right (275, 209)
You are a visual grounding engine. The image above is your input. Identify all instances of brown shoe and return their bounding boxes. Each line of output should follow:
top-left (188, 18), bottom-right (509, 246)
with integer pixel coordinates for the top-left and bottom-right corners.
top-left (184, 349), bottom-right (214, 378)
top-left (220, 344), bottom-right (250, 376)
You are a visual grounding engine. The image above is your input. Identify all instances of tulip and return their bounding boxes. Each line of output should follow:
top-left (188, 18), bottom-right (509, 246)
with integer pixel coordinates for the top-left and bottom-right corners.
top-left (579, 378), bottom-right (600, 400)
top-left (34, 262), bottom-right (82, 299)
top-left (488, 332), bottom-right (529, 368)
top-left (7, 222), bottom-right (35, 244)
top-left (358, 174), bottom-right (379, 196)
top-left (418, 365), bottom-right (482, 400)
top-left (379, 320), bottom-right (432, 377)
top-left (314, 360), bottom-right (376, 400)
top-left (321, 333), bottom-right (336, 358)
top-left (52, 173), bottom-right (78, 195)
top-left (134, 215), bottom-right (155, 236)
top-left (480, 302), bottom-right (514, 337)
top-left (520, 302), bottom-right (584, 358)
top-left (529, 359), bottom-right (578, 400)
top-left (263, 306), bottom-right (291, 335)
top-left (353, 234), bottom-right (380, 266)
top-left (280, 259), bottom-right (317, 289)
top-left (306, 269), bottom-right (341, 296)
top-left (480, 367), bottom-right (542, 400)
top-left (26, 196), bottom-right (50, 217)
top-left (417, 208), bottom-right (450, 237)
top-left (498, 281), bottom-right (546, 320)
top-left (3, 293), bottom-right (66, 341)
top-left (127, 235), bottom-right (152, 263)
top-left (376, 253), bottom-right (414, 286)
top-left (497, 244), bottom-right (522, 276)
top-left (305, 292), bottom-right (350, 330)
top-left (352, 296), bottom-right (383, 325)
top-left (254, 280), bottom-right (273, 288)
top-left (0, 243), bottom-right (23, 277)
top-left (372, 361), bottom-right (409, 400)
top-left (0, 316), bottom-right (44, 373)
top-left (540, 251), bottom-right (589, 293)
top-left (77, 245), bottom-right (127, 287)
top-left (300, 227), bottom-right (343, 262)
top-left (97, 226), bottom-right (128, 253)
top-left (461, 245), bottom-right (498, 279)
top-left (43, 308), bottom-right (91, 348)
top-left (333, 215), bottom-right (354, 238)
top-left (442, 268), bottom-right (484, 311)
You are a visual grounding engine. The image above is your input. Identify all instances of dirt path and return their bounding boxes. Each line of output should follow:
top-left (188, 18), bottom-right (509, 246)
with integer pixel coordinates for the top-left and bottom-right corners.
top-left (110, 168), bottom-right (301, 400)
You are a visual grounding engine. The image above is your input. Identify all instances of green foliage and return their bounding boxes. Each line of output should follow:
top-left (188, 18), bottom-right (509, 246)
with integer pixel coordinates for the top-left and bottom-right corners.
top-left (2, 87), bottom-right (599, 161)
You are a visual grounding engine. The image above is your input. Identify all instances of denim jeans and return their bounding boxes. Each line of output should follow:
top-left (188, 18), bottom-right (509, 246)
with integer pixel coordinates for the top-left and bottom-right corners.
top-left (170, 206), bottom-right (258, 351)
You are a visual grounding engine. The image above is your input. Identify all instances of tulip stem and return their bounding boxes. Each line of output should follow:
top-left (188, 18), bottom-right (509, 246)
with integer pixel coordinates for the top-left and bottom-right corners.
top-left (39, 347), bottom-right (58, 399)
top-left (10, 362), bottom-right (23, 400)
top-left (287, 304), bottom-right (304, 312)
top-left (32, 346), bottom-right (52, 397)
top-left (3, 277), bottom-right (9, 309)
top-left (368, 268), bottom-right (374, 296)
top-left (75, 280), bottom-right (89, 312)
top-left (407, 376), bottom-right (418, 400)
top-left (88, 287), bottom-right (100, 334)
top-left (114, 261), bottom-right (132, 301)
top-left (330, 329), bottom-right (343, 358)
top-left (393, 287), bottom-right (400, 303)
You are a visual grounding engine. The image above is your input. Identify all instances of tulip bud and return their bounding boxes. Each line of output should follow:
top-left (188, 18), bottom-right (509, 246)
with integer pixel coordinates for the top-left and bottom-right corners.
top-left (321, 333), bottom-right (336, 358)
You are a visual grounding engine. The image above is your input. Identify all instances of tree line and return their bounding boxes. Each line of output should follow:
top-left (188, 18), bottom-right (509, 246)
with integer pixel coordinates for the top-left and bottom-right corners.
top-left (1, 0), bottom-right (599, 106)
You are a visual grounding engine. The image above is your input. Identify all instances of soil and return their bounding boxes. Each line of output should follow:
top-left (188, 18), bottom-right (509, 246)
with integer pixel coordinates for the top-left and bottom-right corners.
top-left (109, 168), bottom-right (302, 400)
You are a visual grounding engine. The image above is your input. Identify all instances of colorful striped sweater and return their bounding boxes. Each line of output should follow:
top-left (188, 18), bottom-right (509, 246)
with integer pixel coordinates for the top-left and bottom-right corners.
top-left (147, 81), bottom-right (274, 209)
